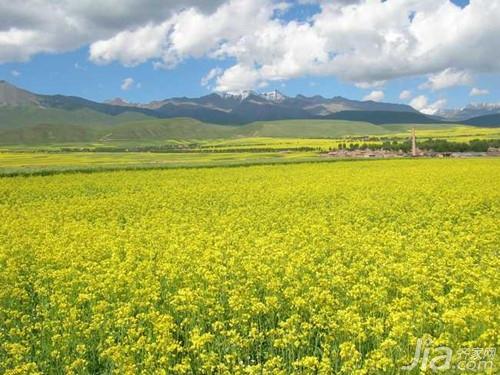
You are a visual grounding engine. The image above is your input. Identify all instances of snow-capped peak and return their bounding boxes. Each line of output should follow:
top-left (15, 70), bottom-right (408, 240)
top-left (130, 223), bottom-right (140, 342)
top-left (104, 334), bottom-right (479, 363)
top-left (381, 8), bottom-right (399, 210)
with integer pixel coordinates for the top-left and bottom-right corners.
top-left (260, 90), bottom-right (287, 102)
top-left (216, 89), bottom-right (287, 102)
top-left (216, 90), bottom-right (255, 101)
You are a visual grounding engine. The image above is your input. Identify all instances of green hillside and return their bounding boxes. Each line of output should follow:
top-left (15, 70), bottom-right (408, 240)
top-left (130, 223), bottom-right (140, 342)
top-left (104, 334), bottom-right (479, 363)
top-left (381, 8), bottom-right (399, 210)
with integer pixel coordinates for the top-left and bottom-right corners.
top-left (1, 118), bottom-right (392, 145)
top-left (0, 118), bottom-right (236, 145)
top-left (0, 106), bottom-right (153, 129)
top-left (462, 113), bottom-right (500, 127)
top-left (239, 119), bottom-right (391, 138)
top-left (379, 123), bottom-right (460, 132)
top-left (0, 123), bottom-right (101, 145)
top-left (1, 116), bottom-right (498, 146)
top-left (380, 123), bottom-right (500, 141)
top-left (102, 118), bottom-right (235, 141)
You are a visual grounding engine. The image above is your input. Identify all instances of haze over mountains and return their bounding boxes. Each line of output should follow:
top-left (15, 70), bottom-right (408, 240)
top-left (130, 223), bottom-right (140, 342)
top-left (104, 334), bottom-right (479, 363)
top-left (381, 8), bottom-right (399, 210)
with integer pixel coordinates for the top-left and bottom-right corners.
top-left (1, 81), bottom-right (500, 132)
top-left (436, 103), bottom-right (500, 122)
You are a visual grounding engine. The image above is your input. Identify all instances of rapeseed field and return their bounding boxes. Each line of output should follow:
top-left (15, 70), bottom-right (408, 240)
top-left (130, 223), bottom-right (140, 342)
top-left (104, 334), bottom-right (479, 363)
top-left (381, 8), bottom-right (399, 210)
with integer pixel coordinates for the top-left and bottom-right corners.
top-left (0, 159), bottom-right (498, 374)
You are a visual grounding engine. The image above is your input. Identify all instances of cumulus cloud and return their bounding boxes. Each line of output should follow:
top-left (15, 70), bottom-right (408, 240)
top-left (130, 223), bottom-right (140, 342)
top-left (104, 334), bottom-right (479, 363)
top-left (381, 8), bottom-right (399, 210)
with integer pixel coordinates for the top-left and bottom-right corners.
top-left (10, 70), bottom-right (21, 77)
top-left (90, 0), bottom-right (277, 70)
top-left (410, 96), bottom-right (428, 111)
top-left (90, 22), bottom-right (172, 66)
top-left (120, 77), bottom-right (135, 91)
top-left (469, 87), bottom-right (489, 96)
top-left (215, 64), bottom-right (268, 92)
top-left (399, 90), bottom-right (412, 100)
top-left (410, 95), bottom-right (447, 115)
top-left (0, 0), bottom-right (226, 62)
top-left (3, 0), bottom-right (500, 93)
top-left (363, 90), bottom-right (385, 102)
top-left (419, 68), bottom-right (473, 91)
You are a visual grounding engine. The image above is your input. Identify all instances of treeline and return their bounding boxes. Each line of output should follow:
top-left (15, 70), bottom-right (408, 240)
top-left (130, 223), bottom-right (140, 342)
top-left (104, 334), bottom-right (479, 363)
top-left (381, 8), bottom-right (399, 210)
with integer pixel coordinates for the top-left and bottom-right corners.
top-left (337, 139), bottom-right (499, 153)
top-left (419, 139), bottom-right (500, 152)
top-left (58, 146), bottom-right (322, 153)
top-left (33, 138), bottom-right (500, 154)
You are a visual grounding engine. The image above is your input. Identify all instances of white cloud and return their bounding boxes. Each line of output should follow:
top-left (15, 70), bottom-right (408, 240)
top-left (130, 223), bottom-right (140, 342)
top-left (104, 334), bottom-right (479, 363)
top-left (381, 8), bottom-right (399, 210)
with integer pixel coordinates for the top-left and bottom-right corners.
top-left (410, 95), bottom-right (428, 111)
top-left (355, 80), bottom-right (386, 89)
top-left (0, 1), bottom-right (226, 63)
top-left (399, 90), bottom-right (412, 100)
top-left (120, 77), bottom-right (135, 91)
top-left (201, 67), bottom-right (223, 87)
top-left (10, 70), bottom-right (21, 77)
top-left (363, 90), bottom-right (385, 102)
top-left (425, 99), bottom-right (447, 115)
top-left (469, 87), bottom-right (489, 96)
top-left (90, 0), bottom-right (277, 70)
top-left (410, 95), bottom-right (447, 115)
top-left (419, 68), bottom-right (473, 91)
top-left (3, 0), bottom-right (500, 93)
top-left (210, 0), bottom-right (500, 91)
top-left (215, 64), bottom-right (266, 93)
top-left (90, 21), bottom-right (173, 66)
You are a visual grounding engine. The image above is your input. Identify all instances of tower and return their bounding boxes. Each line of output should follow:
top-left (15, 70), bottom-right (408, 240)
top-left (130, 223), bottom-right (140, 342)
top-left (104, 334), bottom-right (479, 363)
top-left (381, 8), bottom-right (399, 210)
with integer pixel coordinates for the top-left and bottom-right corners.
top-left (411, 127), bottom-right (417, 157)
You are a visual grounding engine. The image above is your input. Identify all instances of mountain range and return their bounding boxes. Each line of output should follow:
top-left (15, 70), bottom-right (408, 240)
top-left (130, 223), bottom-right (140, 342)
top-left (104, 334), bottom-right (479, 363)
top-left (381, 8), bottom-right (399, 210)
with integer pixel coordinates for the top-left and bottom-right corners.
top-left (1, 81), bottom-right (499, 133)
top-left (0, 81), bottom-right (432, 126)
top-left (102, 88), bottom-right (437, 125)
top-left (435, 103), bottom-right (500, 122)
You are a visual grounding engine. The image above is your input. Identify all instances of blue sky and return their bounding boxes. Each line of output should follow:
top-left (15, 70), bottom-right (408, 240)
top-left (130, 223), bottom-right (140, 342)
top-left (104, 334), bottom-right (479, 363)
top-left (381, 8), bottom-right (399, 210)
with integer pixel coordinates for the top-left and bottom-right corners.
top-left (1, 0), bottom-right (498, 111)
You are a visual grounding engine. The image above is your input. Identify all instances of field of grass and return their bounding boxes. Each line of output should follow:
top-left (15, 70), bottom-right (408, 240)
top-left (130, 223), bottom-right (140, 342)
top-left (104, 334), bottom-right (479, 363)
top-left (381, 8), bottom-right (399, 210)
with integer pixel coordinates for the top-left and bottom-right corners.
top-left (99, 118), bottom-right (235, 141)
top-left (1, 118), bottom-right (388, 146)
top-left (0, 118), bottom-right (223, 145)
top-left (1, 117), bottom-right (499, 151)
top-left (0, 107), bottom-right (152, 130)
top-left (237, 120), bottom-right (389, 138)
top-left (0, 137), bottom-right (371, 153)
top-left (0, 159), bottom-right (498, 373)
top-left (0, 151), bottom-right (326, 176)
top-left (1, 120), bottom-right (499, 177)
top-left (381, 123), bottom-right (500, 141)
top-left (199, 138), bottom-right (375, 151)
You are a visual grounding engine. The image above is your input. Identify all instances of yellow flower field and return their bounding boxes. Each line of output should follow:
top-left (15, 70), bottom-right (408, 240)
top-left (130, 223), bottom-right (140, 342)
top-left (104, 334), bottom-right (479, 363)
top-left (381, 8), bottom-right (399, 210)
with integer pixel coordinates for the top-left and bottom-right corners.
top-left (0, 159), bottom-right (498, 374)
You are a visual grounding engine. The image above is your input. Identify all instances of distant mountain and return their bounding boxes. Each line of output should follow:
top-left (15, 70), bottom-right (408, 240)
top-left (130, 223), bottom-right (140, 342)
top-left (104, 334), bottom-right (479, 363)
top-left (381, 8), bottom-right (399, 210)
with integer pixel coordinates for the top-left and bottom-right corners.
top-left (105, 98), bottom-right (134, 107)
top-left (3, 81), bottom-right (499, 146)
top-left (436, 103), bottom-right (500, 121)
top-left (98, 89), bottom-right (422, 125)
top-left (324, 110), bottom-right (437, 125)
top-left (0, 118), bottom-right (397, 145)
top-left (0, 80), bottom-right (39, 106)
top-left (461, 113), bottom-right (500, 127)
top-left (0, 80), bottom-right (464, 128)
top-left (260, 90), bottom-right (287, 103)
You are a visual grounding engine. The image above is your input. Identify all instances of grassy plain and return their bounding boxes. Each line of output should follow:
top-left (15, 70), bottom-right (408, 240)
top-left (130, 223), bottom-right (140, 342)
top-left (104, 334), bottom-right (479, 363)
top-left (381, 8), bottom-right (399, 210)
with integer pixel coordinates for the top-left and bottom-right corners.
top-left (0, 151), bottom-right (324, 176)
top-left (0, 159), bottom-right (498, 373)
top-left (380, 123), bottom-right (500, 141)
top-left (1, 116), bottom-right (499, 147)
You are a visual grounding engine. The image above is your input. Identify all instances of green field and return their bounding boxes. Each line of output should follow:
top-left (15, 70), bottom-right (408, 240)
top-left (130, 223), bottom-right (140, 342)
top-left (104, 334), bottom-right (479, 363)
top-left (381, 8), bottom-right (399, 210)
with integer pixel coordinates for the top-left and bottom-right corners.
top-left (1, 159), bottom-right (498, 373)
top-left (0, 151), bottom-right (327, 176)
top-left (238, 120), bottom-right (388, 138)
top-left (0, 107), bottom-right (152, 130)
top-left (380, 123), bottom-right (500, 141)
top-left (1, 117), bottom-right (499, 176)
top-left (1, 117), bottom-right (499, 148)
